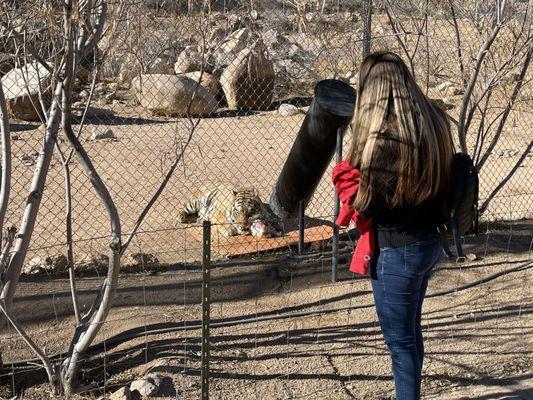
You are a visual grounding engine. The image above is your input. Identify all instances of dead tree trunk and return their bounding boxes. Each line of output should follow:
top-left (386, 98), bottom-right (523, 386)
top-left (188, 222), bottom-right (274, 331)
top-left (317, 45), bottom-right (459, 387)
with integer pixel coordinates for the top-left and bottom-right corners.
top-left (0, 81), bottom-right (11, 245)
top-left (0, 82), bottom-right (63, 329)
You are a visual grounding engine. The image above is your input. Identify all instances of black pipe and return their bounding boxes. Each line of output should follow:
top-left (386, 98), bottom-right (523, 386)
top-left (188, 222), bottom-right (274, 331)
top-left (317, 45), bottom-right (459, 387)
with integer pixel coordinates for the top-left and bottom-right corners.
top-left (269, 79), bottom-right (356, 219)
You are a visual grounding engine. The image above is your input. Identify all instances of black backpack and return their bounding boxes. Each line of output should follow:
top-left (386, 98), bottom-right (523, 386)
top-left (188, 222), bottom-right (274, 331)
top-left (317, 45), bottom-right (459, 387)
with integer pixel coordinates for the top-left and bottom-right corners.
top-left (440, 153), bottom-right (479, 261)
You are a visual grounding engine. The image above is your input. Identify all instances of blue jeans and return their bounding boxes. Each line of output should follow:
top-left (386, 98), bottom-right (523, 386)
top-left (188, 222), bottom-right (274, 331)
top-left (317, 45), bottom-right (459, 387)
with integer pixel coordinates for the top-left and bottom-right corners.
top-left (371, 233), bottom-right (442, 400)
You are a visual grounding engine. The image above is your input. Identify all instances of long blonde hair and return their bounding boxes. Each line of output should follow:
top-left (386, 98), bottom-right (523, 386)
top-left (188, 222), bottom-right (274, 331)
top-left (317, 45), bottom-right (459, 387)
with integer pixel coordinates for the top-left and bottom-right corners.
top-left (347, 52), bottom-right (453, 211)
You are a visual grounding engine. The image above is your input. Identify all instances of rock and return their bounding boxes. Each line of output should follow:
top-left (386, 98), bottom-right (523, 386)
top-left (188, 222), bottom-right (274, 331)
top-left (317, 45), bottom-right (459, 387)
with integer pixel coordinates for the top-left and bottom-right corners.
top-left (75, 253), bottom-right (109, 273)
top-left (274, 58), bottom-right (318, 98)
top-left (432, 81), bottom-right (452, 91)
top-left (72, 106), bottom-right (115, 120)
top-left (465, 253), bottom-right (477, 261)
top-left (20, 151), bottom-right (39, 166)
top-left (49, 254), bottom-right (68, 273)
top-left (432, 80), bottom-right (461, 97)
top-left (148, 57), bottom-right (173, 75)
top-left (250, 9), bottom-right (259, 21)
top-left (305, 12), bottom-right (320, 22)
top-left (90, 127), bottom-right (116, 140)
top-left (208, 27), bottom-right (227, 48)
top-left (122, 252), bottom-right (162, 272)
top-left (226, 14), bottom-right (254, 32)
top-left (118, 54), bottom-right (142, 85)
top-left (210, 28), bottom-right (260, 70)
top-left (76, 67), bottom-right (91, 83)
top-left (109, 387), bottom-right (131, 400)
top-left (130, 374), bottom-right (161, 397)
top-left (220, 41), bottom-right (275, 110)
top-left (23, 257), bottom-right (44, 275)
top-left (174, 47), bottom-right (205, 74)
top-left (0, 53), bottom-right (14, 77)
top-left (278, 103), bottom-right (301, 117)
top-left (430, 97), bottom-right (455, 111)
top-left (183, 71), bottom-right (221, 100)
top-left (1, 62), bottom-right (52, 120)
top-left (104, 92), bottom-right (116, 103)
top-left (493, 148), bottom-right (519, 158)
top-left (261, 29), bottom-right (291, 53)
top-left (133, 74), bottom-right (218, 117)
top-left (22, 254), bottom-right (68, 275)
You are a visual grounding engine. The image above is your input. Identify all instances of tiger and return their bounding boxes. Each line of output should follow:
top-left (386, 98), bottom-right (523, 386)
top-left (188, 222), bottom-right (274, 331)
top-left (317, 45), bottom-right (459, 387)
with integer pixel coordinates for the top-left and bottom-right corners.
top-left (178, 183), bottom-right (265, 236)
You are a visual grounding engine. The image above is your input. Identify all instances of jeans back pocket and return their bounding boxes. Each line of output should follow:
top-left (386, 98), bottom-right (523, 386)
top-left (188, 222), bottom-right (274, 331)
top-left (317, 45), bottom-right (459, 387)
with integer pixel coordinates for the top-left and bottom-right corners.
top-left (403, 235), bottom-right (441, 275)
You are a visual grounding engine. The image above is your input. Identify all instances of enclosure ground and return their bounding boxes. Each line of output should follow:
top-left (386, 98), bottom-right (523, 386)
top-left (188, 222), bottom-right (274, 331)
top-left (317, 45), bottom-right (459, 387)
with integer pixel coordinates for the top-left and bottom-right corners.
top-left (7, 101), bottom-right (533, 266)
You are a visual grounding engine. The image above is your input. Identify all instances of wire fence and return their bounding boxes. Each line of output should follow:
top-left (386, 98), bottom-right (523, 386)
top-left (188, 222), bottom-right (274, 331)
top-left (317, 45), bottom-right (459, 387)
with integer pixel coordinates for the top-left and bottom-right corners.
top-left (0, 0), bottom-right (532, 398)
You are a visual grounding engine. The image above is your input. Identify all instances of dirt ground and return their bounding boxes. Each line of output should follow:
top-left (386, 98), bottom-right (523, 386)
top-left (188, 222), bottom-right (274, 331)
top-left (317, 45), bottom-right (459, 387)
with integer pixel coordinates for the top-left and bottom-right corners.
top-left (2, 4), bottom-right (532, 399)
top-left (1, 221), bottom-right (531, 399)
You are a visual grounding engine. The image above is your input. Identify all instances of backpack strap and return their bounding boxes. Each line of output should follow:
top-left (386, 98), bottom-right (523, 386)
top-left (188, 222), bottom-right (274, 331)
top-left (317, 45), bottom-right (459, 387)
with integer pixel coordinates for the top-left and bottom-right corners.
top-left (451, 215), bottom-right (466, 262)
top-left (438, 224), bottom-right (454, 259)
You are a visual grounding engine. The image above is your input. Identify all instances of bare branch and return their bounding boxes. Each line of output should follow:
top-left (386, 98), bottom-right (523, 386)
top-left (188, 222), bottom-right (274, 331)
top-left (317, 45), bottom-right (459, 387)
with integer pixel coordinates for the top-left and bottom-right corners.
top-left (0, 82), bottom-right (63, 328)
top-left (78, 1), bottom-right (108, 59)
top-left (0, 302), bottom-right (56, 387)
top-left (447, 0), bottom-right (467, 87)
top-left (457, 7), bottom-right (506, 153)
top-left (56, 143), bottom-right (81, 325)
top-left (477, 47), bottom-right (531, 170)
top-left (81, 278), bottom-right (108, 323)
top-left (1, 21), bottom-right (54, 74)
top-left (384, 5), bottom-right (417, 79)
top-left (0, 81), bottom-right (12, 245)
top-left (480, 141), bottom-right (533, 214)
top-left (0, 227), bottom-right (16, 276)
top-left (59, 2), bottom-right (122, 392)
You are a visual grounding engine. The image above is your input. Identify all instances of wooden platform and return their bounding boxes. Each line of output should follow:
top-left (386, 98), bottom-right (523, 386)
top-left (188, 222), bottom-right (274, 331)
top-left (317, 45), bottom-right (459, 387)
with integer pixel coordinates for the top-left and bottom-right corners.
top-left (190, 224), bottom-right (334, 258)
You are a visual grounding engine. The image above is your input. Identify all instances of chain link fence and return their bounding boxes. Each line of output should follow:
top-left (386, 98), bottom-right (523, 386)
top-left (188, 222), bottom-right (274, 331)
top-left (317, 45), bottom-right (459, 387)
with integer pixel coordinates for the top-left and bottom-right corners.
top-left (0, 0), bottom-right (531, 398)
top-left (0, 0), bottom-right (531, 267)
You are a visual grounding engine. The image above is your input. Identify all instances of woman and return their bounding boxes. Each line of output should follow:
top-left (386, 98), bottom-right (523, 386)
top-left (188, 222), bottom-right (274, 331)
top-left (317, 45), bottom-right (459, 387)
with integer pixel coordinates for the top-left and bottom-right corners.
top-left (342, 52), bottom-right (454, 399)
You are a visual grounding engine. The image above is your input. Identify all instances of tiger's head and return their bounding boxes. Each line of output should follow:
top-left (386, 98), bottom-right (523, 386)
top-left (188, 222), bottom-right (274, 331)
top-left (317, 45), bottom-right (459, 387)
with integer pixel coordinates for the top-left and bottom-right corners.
top-left (230, 188), bottom-right (263, 234)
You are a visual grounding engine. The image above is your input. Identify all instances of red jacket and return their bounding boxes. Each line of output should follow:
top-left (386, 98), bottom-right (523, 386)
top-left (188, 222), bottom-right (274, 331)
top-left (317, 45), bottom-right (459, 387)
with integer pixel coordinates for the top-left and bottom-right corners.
top-left (332, 161), bottom-right (374, 275)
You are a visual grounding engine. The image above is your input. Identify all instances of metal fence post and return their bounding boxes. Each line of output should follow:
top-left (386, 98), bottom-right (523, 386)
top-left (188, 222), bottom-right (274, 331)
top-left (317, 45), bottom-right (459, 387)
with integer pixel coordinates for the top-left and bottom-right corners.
top-left (362, 0), bottom-right (373, 59)
top-left (332, 127), bottom-right (344, 282)
top-left (201, 220), bottom-right (211, 400)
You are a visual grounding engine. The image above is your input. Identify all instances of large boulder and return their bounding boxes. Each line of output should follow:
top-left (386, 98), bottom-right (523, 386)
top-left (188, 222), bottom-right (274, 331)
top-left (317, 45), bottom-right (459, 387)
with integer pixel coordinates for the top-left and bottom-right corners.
top-left (133, 74), bottom-right (218, 116)
top-left (109, 387), bottom-right (131, 400)
top-left (147, 57), bottom-right (173, 75)
top-left (210, 28), bottom-right (260, 71)
top-left (174, 46), bottom-right (206, 74)
top-left (274, 58), bottom-right (319, 98)
top-left (220, 41), bottom-right (275, 110)
top-left (183, 71), bottom-right (221, 101)
top-left (1, 62), bottom-right (52, 120)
